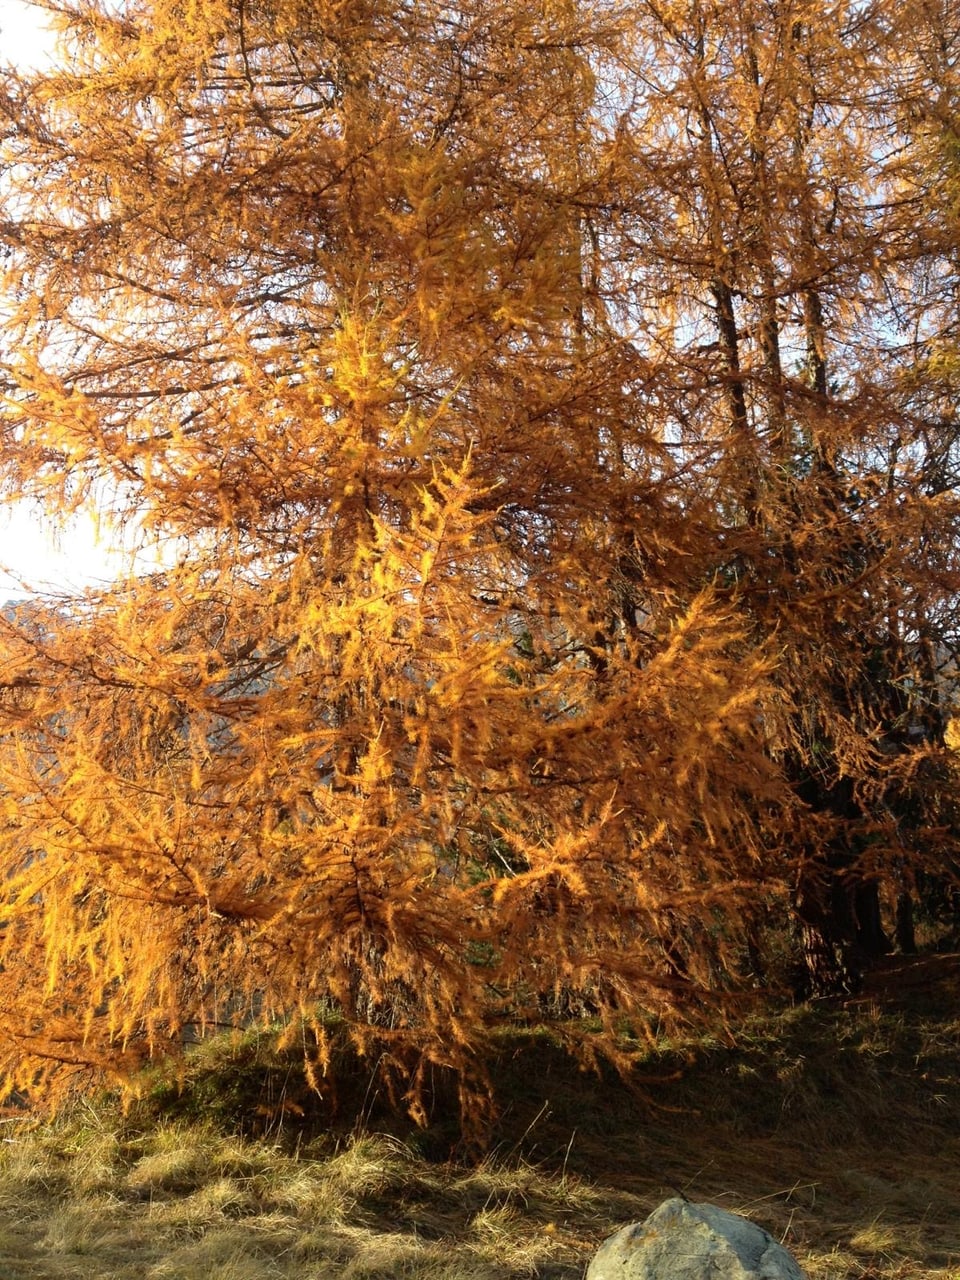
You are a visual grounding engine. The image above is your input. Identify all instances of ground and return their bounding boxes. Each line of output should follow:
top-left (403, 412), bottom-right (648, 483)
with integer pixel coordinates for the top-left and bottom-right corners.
top-left (0, 956), bottom-right (958, 1280)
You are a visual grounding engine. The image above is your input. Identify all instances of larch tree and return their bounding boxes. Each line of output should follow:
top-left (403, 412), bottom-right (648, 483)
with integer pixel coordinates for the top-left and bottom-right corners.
top-left (879, 0), bottom-right (960, 947)
top-left (0, 0), bottom-right (956, 1116)
top-left (601, 0), bottom-right (960, 992)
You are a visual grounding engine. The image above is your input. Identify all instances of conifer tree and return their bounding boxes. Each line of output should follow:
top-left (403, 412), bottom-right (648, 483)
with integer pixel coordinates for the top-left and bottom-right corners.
top-left (0, 0), bottom-right (957, 1111)
top-left (601, 0), bottom-right (960, 991)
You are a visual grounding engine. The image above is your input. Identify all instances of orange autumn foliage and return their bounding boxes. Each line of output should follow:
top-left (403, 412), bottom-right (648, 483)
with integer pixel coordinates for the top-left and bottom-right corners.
top-left (0, 0), bottom-right (958, 1113)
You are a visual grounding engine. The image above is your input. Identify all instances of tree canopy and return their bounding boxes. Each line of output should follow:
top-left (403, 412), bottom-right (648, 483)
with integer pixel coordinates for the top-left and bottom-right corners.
top-left (0, 0), bottom-right (958, 1117)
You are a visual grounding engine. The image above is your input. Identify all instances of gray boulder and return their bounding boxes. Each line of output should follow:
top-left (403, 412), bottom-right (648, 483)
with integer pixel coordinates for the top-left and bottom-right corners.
top-left (586, 1198), bottom-right (806, 1280)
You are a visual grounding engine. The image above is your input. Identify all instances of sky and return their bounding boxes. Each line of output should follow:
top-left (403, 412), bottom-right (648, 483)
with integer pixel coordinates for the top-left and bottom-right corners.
top-left (0, 1), bottom-right (154, 596)
top-left (1, 0), bottom-right (52, 70)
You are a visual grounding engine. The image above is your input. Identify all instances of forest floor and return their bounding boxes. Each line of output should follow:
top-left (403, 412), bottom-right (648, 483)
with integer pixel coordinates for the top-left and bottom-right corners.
top-left (0, 954), bottom-right (958, 1280)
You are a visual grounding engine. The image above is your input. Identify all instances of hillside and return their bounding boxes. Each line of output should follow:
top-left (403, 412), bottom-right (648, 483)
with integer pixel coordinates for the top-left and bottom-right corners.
top-left (0, 956), bottom-right (957, 1280)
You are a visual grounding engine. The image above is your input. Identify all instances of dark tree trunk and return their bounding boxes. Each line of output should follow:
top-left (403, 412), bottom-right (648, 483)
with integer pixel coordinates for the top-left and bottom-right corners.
top-left (895, 892), bottom-right (917, 954)
top-left (852, 881), bottom-right (891, 960)
top-left (794, 873), bottom-right (861, 999)
top-left (793, 872), bottom-right (892, 999)
top-left (796, 924), bottom-right (855, 999)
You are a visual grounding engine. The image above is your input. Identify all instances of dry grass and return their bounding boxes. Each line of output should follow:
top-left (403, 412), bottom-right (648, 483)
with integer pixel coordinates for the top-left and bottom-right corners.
top-left (0, 958), bottom-right (959, 1279)
top-left (2, 1123), bottom-right (955, 1280)
top-left (0, 1122), bottom-right (599, 1279)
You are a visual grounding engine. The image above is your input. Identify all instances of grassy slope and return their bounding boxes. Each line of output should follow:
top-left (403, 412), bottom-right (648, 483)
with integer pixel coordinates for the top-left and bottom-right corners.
top-left (0, 955), bottom-right (958, 1280)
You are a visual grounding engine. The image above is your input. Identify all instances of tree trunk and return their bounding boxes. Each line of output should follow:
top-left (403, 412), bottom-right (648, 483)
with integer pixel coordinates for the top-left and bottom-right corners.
top-left (895, 892), bottom-right (917, 954)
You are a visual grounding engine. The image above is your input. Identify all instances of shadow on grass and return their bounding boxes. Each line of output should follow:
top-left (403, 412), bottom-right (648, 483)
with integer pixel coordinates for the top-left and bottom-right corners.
top-left (1, 956), bottom-right (958, 1279)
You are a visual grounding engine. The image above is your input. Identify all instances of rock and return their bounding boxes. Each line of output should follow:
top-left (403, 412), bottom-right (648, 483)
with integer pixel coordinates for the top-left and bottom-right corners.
top-left (586, 1198), bottom-right (806, 1280)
